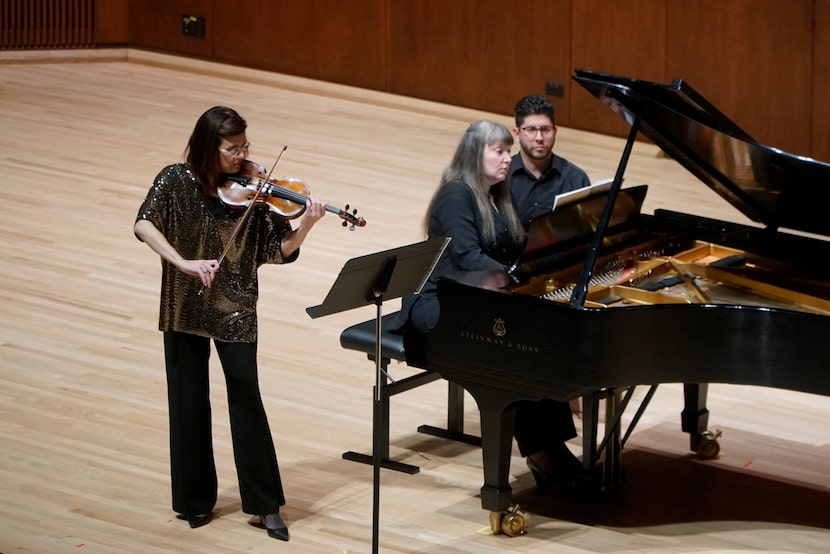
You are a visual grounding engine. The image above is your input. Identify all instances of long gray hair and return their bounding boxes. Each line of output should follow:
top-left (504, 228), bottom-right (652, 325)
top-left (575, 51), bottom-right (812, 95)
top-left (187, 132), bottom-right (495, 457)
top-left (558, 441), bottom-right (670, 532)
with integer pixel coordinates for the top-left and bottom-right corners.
top-left (426, 121), bottom-right (525, 245)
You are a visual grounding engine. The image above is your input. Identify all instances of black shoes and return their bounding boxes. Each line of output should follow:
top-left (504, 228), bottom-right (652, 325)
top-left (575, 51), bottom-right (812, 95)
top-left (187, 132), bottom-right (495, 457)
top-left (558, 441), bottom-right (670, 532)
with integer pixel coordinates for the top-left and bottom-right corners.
top-left (249, 513), bottom-right (289, 542)
top-left (176, 512), bottom-right (211, 528)
top-left (526, 443), bottom-right (582, 490)
top-left (176, 510), bottom-right (289, 541)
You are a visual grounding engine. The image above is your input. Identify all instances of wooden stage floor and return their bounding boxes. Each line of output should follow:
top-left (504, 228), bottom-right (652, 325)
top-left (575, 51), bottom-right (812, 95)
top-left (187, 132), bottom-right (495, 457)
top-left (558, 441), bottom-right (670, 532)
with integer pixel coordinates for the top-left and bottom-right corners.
top-left (1, 50), bottom-right (828, 553)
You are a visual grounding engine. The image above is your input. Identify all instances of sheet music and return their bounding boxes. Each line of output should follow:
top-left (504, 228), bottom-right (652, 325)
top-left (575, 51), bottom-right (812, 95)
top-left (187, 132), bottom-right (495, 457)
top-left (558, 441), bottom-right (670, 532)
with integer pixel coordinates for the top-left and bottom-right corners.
top-left (552, 178), bottom-right (616, 211)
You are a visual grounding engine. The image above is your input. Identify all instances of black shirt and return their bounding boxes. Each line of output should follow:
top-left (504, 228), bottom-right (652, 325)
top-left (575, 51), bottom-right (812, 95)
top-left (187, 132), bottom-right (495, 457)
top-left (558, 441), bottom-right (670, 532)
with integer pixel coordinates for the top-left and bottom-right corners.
top-left (396, 179), bottom-right (524, 332)
top-left (509, 153), bottom-right (591, 225)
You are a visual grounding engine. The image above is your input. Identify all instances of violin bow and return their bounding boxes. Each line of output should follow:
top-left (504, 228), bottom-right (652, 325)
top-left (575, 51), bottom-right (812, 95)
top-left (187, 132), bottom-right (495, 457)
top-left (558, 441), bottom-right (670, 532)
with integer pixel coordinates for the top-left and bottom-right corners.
top-left (198, 146), bottom-right (287, 296)
top-left (215, 146), bottom-right (287, 267)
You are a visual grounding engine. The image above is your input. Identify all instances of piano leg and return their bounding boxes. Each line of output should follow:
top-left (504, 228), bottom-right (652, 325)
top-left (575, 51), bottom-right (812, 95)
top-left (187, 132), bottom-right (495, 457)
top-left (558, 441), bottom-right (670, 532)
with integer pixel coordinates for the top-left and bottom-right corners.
top-left (478, 403), bottom-right (518, 512)
top-left (459, 382), bottom-right (521, 513)
top-left (582, 392), bottom-right (601, 472)
top-left (581, 389), bottom-right (626, 490)
top-left (681, 383), bottom-right (710, 452)
top-left (602, 390), bottom-right (624, 488)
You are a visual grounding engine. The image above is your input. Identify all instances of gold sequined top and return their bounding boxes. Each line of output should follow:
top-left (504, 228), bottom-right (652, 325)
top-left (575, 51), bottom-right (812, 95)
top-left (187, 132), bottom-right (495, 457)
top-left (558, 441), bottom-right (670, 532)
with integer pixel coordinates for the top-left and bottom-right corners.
top-left (135, 163), bottom-right (297, 342)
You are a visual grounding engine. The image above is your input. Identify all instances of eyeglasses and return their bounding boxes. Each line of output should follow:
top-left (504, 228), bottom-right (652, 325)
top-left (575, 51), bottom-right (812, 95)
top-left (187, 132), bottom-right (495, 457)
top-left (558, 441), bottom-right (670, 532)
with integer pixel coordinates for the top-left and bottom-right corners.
top-left (519, 126), bottom-right (555, 138)
top-left (218, 142), bottom-right (250, 157)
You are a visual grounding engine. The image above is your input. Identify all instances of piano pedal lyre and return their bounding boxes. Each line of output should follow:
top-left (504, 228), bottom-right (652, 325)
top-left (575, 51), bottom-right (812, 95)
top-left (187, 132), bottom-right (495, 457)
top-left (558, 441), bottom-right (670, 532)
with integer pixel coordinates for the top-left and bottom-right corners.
top-left (489, 504), bottom-right (527, 537)
top-left (696, 429), bottom-right (723, 459)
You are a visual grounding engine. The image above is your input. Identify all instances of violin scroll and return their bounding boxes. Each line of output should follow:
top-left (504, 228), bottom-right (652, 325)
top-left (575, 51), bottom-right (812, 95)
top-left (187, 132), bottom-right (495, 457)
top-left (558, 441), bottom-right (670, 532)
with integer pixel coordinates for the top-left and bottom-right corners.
top-left (337, 204), bottom-right (366, 230)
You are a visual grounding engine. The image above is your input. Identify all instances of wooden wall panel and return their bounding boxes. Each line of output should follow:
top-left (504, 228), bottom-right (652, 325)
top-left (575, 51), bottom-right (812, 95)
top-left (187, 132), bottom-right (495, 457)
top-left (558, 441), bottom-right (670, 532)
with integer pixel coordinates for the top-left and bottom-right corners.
top-left (94, 0), bottom-right (129, 45)
top-left (666, 0), bottom-right (813, 157)
top-left (570, 0), bottom-right (667, 138)
top-left (212, 1), bottom-right (387, 91)
top-left (387, 0), bottom-right (572, 123)
top-left (128, 0), bottom-right (213, 58)
top-left (120, 0), bottom-right (825, 159)
top-left (813, 0), bottom-right (830, 163)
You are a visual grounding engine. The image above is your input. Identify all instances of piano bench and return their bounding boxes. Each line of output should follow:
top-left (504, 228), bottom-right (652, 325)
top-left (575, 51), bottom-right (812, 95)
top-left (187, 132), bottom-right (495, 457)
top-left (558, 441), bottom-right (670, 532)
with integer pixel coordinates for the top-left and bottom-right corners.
top-left (339, 312), bottom-right (480, 474)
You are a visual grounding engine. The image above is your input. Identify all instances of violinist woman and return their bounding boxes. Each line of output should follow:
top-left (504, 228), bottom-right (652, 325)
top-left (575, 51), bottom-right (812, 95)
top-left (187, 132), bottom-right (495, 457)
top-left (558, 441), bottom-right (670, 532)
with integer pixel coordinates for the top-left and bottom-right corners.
top-left (134, 105), bottom-right (325, 541)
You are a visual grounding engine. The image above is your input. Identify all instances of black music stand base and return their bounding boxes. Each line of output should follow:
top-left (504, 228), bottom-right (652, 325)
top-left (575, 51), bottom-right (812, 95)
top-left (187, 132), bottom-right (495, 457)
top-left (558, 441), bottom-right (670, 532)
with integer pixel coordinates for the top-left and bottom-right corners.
top-left (343, 387), bottom-right (420, 474)
top-left (342, 453), bottom-right (420, 475)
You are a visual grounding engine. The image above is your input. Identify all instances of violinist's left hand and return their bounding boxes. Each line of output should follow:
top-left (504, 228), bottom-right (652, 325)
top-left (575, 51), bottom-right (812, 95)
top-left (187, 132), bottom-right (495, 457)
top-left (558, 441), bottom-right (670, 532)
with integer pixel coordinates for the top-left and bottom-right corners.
top-left (299, 195), bottom-right (327, 227)
top-left (280, 195), bottom-right (326, 256)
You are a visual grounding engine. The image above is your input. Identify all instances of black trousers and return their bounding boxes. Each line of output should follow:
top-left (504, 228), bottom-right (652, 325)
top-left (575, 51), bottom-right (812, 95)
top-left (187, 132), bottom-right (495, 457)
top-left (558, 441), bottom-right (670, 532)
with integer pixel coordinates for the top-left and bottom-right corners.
top-left (513, 398), bottom-right (577, 457)
top-left (163, 331), bottom-right (285, 516)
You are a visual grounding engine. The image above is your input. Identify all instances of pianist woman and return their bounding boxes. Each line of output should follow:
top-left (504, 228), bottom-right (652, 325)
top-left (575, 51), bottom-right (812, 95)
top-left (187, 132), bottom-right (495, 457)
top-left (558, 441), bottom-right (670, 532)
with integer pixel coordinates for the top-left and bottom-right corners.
top-left (395, 120), bottom-right (581, 489)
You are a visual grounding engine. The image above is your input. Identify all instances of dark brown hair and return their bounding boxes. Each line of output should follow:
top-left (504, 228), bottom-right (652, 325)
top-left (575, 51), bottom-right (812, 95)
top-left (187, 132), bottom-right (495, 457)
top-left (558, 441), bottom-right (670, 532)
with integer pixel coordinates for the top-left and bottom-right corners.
top-left (185, 106), bottom-right (247, 194)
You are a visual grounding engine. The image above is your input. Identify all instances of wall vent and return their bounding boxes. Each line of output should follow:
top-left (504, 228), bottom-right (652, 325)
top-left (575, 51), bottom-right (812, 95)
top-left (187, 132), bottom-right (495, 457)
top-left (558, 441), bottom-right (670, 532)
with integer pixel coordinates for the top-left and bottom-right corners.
top-left (1, 0), bottom-right (95, 49)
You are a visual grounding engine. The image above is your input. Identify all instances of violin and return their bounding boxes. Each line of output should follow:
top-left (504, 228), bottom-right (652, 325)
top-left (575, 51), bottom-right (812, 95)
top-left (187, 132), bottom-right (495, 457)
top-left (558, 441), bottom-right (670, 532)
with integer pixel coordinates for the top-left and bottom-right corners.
top-left (218, 159), bottom-right (366, 229)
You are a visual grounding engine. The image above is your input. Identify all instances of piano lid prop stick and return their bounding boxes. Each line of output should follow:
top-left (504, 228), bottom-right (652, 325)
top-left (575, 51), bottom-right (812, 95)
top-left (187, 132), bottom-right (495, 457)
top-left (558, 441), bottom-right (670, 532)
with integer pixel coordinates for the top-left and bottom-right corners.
top-left (570, 118), bottom-right (641, 308)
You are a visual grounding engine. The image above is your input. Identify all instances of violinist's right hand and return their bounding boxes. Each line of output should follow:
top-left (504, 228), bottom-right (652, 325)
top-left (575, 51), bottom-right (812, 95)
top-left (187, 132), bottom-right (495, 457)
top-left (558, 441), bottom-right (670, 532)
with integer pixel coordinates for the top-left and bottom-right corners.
top-left (181, 259), bottom-right (220, 288)
top-left (135, 219), bottom-right (220, 287)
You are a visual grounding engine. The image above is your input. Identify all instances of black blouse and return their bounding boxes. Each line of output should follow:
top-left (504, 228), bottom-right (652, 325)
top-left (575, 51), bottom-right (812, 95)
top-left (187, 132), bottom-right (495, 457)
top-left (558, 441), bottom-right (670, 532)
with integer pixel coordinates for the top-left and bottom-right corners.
top-left (396, 179), bottom-right (524, 332)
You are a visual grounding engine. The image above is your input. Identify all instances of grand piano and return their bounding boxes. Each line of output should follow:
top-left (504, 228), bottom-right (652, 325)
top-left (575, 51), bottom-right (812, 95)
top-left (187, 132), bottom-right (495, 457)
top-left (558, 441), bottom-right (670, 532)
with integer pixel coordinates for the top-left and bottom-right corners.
top-left (402, 69), bottom-right (830, 531)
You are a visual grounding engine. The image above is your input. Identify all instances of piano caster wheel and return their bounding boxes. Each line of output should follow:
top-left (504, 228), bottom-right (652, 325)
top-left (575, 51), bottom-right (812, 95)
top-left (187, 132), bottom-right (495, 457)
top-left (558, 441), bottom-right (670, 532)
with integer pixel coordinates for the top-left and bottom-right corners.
top-left (489, 505), bottom-right (527, 537)
top-left (697, 429), bottom-right (722, 459)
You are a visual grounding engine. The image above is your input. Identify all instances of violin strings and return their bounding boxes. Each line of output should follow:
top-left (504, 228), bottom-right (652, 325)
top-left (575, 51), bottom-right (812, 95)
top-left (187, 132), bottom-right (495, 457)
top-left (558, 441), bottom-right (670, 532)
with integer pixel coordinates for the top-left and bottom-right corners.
top-left (217, 146), bottom-right (288, 266)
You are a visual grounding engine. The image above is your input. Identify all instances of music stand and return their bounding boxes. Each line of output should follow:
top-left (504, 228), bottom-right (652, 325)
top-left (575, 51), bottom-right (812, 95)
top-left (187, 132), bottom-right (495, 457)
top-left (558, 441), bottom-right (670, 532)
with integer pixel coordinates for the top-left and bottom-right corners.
top-left (307, 237), bottom-right (449, 554)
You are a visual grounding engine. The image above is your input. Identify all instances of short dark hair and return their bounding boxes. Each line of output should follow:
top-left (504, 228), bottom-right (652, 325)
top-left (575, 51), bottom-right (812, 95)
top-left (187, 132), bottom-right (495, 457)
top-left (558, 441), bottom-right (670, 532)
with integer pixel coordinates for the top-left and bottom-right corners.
top-left (514, 95), bottom-right (555, 127)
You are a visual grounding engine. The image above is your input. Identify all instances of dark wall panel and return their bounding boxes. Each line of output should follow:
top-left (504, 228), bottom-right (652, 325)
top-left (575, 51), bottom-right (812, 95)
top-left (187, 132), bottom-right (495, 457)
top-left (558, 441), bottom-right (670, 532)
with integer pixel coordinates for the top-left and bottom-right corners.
top-left (129, 0), bottom-right (214, 58)
top-left (123, 0), bottom-right (826, 159)
top-left (387, 0), bottom-right (572, 123)
top-left (570, 0), bottom-right (667, 138)
top-left (813, 0), bottom-right (830, 163)
top-left (95, 0), bottom-right (129, 45)
top-left (666, 0), bottom-right (813, 157)
top-left (212, 1), bottom-right (387, 91)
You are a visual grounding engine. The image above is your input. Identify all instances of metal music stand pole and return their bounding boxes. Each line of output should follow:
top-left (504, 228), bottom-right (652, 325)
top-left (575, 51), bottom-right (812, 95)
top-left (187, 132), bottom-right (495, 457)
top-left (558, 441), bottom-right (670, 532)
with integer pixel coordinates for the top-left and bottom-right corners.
top-left (307, 237), bottom-right (449, 554)
top-left (368, 258), bottom-right (394, 552)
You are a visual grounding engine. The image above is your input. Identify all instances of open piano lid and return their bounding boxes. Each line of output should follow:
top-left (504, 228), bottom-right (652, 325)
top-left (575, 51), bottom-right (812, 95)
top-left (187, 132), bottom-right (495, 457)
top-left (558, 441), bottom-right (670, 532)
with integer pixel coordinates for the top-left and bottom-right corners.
top-left (573, 69), bottom-right (830, 238)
